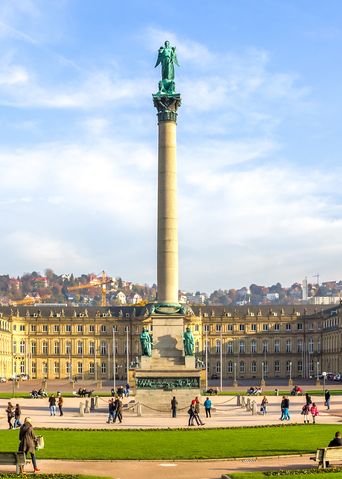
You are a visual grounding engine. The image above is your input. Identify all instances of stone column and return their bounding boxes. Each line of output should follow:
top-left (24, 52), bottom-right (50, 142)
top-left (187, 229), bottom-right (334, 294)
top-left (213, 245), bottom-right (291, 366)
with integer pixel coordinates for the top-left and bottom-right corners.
top-left (153, 95), bottom-right (181, 305)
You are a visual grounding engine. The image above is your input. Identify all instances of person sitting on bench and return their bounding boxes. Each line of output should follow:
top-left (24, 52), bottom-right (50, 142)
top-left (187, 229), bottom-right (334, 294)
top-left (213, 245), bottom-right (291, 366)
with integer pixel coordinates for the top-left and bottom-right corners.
top-left (326, 431), bottom-right (342, 467)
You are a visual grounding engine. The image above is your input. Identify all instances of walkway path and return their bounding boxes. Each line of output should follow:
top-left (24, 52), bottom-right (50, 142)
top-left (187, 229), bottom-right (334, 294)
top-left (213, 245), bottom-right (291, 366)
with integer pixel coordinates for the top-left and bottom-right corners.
top-left (0, 455), bottom-right (315, 479)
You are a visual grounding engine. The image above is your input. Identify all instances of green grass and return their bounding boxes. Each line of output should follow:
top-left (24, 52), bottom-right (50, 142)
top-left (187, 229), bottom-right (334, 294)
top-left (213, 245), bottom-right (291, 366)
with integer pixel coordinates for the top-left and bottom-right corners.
top-left (229, 473), bottom-right (342, 479)
top-left (0, 425), bottom-right (339, 460)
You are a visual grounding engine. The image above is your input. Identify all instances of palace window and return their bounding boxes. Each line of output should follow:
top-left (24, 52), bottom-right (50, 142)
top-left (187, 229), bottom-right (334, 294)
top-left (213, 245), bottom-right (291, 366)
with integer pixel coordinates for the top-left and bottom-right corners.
top-left (20, 361), bottom-right (25, 374)
top-left (274, 340), bottom-right (280, 353)
top-left (227, 324), bottom-right (233, 331)
top-left (297, 339), bottom-right (303, 353)
top-left (89, 342), bottom-right (95, 355)
top-left (204, 324), bottom-right (209, 332)
top-left (20, 340), bottom-right (25, 354)
top-left (54, 362), bottom-right (60, 375)
top-left (297, 323), bottom-right (303, 330)
top-left (66, 362), bottom-right (71, 374)
top-left (54, 342), bottom-right (60, 355)
top-left (239, 341), bottom-right (245, 354)
top-left (262, 340), bottom-right (268, 353)
top-left (216, 324), bottom-right (221, 332)
top-left (42, 362), bottom-right (48, 375)
top-left (65, 325), bottom-right (71, 333)
top-left (262, 324), bottom-right (269, 332)
top-left (42, 342), bottom-right (48, 355)
top-left (251, 340), bottom-right (257, 354)
top-left (101, 363), bottom-right (107, 374)
top-left (31, 325), bottom-right (36, 332)
top-left (251, 324), bottom-right (257, 331)
top-left (77, 341), bottom-right (83, 355)
top-left (274, 360), bottom-right (280, 373)
top-left (226, 342), bottom-right (233, 354)
top-left (31, 342), bottom-right (36, 355)
top-left (227, 361), bottom-right (233, 373)
top-left (89, 325), bottom-right (95, 333)
top-left (31, 362), bottom-right (37, 375)
top-left (286, 360), bottom-right (292, 373)
top-left (216, 361), bottom-right (221, 373)
top-left (101, 324), bottom-right (107, 333)
top-left (239, 361), bottom-right (245, 373)
top-left (194, 324), bottom-right (199, 332)
top-left (66, 342), bottom-right (72, 355)
top-left (89, 363), bottom-right (95, 374)
top-left (308, 338), bottom-right (314, 353)
top-left (286, 339), bottom-right (292, 353)
top-left (274, 323), bottom-right (280, 332)
top-left (54, 325), bottom-right (60, 333)
top-left (286, 323), bottom-right (291, 331)
top-left (239, 324), bottom-right (245, 332)
top-left (251, 361), bottom-right (257, 373)
top-left (297, 360), bottom-right (303, 372)
top-left (77, 362), bottom-right (83, 374)
top-left (13, 341), bottom-right (16, 354)
top-left (77, 325), bottom-right (83, 333)
top-left (42, 325), bottom-right (48, 333)
top-left (100, 341), bottom-right (107, 355)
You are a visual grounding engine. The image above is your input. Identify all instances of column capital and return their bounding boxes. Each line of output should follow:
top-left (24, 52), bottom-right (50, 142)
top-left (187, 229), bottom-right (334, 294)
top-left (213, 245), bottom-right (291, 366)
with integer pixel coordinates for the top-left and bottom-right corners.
top-left (152, 94), bottom-right (181, 123)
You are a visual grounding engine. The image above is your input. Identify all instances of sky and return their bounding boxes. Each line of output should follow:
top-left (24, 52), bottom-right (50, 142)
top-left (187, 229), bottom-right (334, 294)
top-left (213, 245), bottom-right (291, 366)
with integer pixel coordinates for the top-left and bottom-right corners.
top-left (0, 0), bottom-right (342, 293)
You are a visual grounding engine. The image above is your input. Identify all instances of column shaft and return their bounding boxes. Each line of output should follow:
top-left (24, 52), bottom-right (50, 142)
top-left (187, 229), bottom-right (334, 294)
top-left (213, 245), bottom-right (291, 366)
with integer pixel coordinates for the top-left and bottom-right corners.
top-left (157, 120), bottom-right (178, 304)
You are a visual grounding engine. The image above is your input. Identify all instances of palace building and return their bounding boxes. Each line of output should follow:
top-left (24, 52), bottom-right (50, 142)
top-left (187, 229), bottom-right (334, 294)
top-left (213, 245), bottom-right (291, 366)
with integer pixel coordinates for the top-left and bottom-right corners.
top-left (0, 304), bottom-right (340, 381)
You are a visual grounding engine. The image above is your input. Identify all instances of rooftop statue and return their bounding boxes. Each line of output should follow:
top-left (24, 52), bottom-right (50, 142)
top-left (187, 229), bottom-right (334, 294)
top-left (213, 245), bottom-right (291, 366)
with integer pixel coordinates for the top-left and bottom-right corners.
top-left (155, 40), bottom-right (179, 95)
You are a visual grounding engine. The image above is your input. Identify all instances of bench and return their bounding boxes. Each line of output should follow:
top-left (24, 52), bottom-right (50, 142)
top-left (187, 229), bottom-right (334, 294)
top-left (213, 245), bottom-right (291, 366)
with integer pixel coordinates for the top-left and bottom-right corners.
top-left (0, 452), bottom-right (26, 474)
top-left (311, 447), bottom-right (342, 469)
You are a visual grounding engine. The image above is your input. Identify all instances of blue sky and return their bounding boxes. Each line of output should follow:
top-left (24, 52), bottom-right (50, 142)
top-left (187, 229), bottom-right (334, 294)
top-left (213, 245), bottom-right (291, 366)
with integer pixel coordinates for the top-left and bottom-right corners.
top-left (1, 0), bottom-right (342, 292)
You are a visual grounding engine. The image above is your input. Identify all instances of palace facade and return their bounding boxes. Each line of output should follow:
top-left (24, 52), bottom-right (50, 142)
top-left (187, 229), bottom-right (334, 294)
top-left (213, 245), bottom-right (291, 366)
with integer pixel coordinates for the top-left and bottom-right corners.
top-left (0, 304), bottom-right (341, 381)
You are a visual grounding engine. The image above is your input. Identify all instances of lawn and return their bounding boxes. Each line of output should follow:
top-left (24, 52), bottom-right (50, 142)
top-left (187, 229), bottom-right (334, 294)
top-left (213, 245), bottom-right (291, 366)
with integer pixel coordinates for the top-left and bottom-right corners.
top-left (0, 425), bottom-right (339, 460)
top-left (229, 473), bottom-right (342, 479)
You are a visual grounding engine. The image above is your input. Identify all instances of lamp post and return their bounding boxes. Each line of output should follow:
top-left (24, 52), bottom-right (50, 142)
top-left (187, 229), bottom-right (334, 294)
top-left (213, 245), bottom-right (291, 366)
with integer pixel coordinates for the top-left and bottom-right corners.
top-left (126, 326), bottom-right (129, 385)
top-left (219, 326), bottom-right (223, 392)
top-left (112, 326), bottom-right (116, 391)
top-left (322, 371), bottom-right (327, 396)
top-left (261, 361), bottom-right (265, 387)
top-left (288, 361), bottom-right (293, 387)
top-left (316, 361), bottom-right (320, 386)
top-left (233, 361), bottom-right (238, 388)
top-left (205, 329), bottom-right (208, 392)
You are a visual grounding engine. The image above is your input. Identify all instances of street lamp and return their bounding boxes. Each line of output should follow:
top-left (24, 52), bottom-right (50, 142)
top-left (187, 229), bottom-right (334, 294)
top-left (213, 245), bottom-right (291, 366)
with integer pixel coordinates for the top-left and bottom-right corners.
top-left (322, 371), bottom-right (327, 395)
top-left (112, 326), bottom-right (116, 391)
top-left (288, 361), bottom-right (293, 387)
top-left (205, 329), bottom-right (208, 391)
top-left (316, 361), bottom-right (320, 386)
top-left (126, 326), bottom-right (129, 385)
top-left (219, 325), bottom-right (223, 392)
top-left (261, 361), bottom-right (265, 387)
top-left (233, 362), bottom-right (238, 387)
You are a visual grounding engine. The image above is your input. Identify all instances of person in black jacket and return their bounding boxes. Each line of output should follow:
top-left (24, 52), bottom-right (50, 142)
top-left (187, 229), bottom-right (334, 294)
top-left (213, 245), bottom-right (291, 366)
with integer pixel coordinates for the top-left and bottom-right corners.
top-left (328, 431), bottom-right (342, 447)
top-left (326, 432), bottom-right (342, 467)
top-left (171, 396), bottom-right (178, 418)
top-left (325, 389), bottom-right (331, 410)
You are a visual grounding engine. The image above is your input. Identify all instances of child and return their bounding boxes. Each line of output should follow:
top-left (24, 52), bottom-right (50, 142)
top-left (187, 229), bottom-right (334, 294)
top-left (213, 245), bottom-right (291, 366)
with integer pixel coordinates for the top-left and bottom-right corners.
top-left (301, 403), bottom-right (310, 424)
top-left (310, 403), bottom-right (319, 424)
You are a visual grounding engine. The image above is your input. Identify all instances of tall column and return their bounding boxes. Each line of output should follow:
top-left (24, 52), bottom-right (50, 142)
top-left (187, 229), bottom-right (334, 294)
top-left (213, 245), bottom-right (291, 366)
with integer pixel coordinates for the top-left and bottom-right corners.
top-left (153, 95), bottom-right (181, 305)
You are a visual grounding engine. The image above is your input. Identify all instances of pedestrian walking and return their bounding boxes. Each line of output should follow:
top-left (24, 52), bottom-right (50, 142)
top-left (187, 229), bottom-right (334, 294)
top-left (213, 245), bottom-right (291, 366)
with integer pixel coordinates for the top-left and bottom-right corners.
top-left (171, 396), bottom-right (178, 418)
top-left (48, 394), bottom-right (56, 416)
top-left (113, 396), bottom-right (122, 423)
top-left (311, 403), bottom-right (319, 424)
top-left (305, 393), bottom-right (312, 406)
top-left (5, 402), bottom-right (14, 429)
top-left (204, 397), bottom-right (212, 418)
top-left (107, 398), bottom-right (115, 423)
top-left (58, 395), bottom-right (64, 416)
top-left (260, 396), bottom-right (268, 415)
top-left (14, 403), bottom-right (22, 429)
top-left (325, 389), bottom-right (331, 410)
top-left (18, 417), bottom-right (40, 473)
top-left (188, 402), bottom-right (198, 426)
top-left (301, 403), bottom-right (310, 424)
top-left (194, 397), bottom-right (205, 425)
top-left (280, 396), bottom-right (290, 421)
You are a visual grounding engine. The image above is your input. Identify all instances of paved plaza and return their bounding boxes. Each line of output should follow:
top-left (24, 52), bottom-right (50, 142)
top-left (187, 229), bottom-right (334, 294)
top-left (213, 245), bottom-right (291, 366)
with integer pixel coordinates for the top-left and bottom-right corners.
top-left (1, 382), bottom-right (342, 478)
top-left (0, 390), bottom-right (341, 429)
